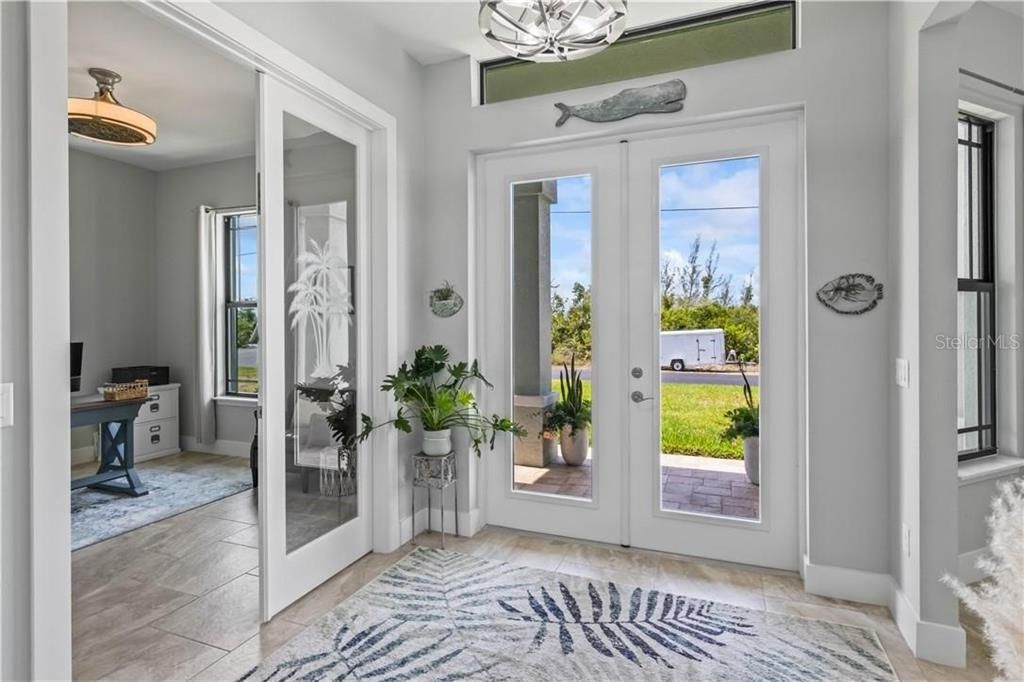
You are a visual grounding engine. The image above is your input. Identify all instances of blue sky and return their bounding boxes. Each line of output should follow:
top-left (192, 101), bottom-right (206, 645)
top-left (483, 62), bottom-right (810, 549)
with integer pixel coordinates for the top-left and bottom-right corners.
top-left (233, 213), bottom-right (259, 301)
top-left (549, 156), bottom-right (760, 303)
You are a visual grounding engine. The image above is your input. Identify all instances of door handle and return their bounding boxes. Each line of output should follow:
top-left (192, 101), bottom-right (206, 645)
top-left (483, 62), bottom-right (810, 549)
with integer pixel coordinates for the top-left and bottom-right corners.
top-left (631, 391), bottom-right (654, 403)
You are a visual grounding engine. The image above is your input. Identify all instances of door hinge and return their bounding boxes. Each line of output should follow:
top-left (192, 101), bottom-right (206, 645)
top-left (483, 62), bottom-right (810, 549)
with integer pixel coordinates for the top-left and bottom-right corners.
top-left (256, 172), bottom-right (262, 215)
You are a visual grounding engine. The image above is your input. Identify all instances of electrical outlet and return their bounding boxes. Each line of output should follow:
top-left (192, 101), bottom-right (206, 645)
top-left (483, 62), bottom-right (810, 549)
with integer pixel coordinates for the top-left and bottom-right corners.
top-left (902, 524), bottom-right (912, 558)
top-left (0, 383), bottom-right (12, 428)
top-left (895, 358), bottom-right (910, 388)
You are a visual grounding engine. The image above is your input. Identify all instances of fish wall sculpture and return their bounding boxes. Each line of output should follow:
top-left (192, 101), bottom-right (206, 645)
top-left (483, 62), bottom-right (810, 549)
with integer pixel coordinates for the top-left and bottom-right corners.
top-left (554, 79), bottom-right (686, 127)
top-left (816, 273), bottom-right (884, 315)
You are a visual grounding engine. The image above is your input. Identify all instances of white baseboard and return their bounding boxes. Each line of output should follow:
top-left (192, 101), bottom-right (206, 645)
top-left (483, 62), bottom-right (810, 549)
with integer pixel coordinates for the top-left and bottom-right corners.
top-left (889, 581), bottom-right (967, 668)
top-left (958, 548), bottom-right (990, 584)
top-left (402, 502), bottom-right (483, 544)
top-left (181, 436), bottom-right (251, 458)
top-left (802, 556), bottom-right (892, 606)
top-left (917, 617), bottom-right (967, 668)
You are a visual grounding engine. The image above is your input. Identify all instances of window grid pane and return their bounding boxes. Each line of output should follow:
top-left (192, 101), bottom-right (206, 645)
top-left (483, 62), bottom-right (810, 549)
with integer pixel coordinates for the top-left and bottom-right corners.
top-left (956, 114), bottom-right (995, 461)
top-left (224, 212), bottom-right (260, 396)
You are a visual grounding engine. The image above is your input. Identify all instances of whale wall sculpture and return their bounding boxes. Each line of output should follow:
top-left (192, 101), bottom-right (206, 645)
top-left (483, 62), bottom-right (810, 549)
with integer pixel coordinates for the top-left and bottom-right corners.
top-left (554, 79), bottom-right (686, 127)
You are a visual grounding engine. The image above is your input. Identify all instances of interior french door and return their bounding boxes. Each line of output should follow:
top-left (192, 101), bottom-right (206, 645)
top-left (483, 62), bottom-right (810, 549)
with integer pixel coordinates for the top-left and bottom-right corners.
top-left (481, 114), bottom-right (801, 571)
top-left (258, 73), bottom-right (372, 620)
top-left (626, 116), bottom-right (801, 571)
top-left (480, 143), bottom-right (627, 545)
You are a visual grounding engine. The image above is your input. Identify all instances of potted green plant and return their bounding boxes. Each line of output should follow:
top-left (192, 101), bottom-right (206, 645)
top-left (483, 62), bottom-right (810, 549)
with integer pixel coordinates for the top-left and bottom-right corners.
top-left (428, 280), bottom-right (464, 318)
top-left (544, 355), bottom-right (591, 466)
top-left (353, 344), bottom-right (523, 455)
top-left (722, 361), bottom-right (759, 485)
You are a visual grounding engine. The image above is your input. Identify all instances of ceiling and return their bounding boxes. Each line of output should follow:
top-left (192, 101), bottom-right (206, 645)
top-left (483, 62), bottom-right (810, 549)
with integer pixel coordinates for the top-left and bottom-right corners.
top-left (68, 2), bottom-right (255, 172)
top-left (347, 1), bottom-right (747, 65)
top-left (67, 1), bottom-right (744, 171)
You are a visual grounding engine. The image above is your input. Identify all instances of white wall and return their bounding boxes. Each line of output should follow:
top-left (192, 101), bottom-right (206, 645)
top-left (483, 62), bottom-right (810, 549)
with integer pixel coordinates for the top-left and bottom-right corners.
top-left (888, 0), bottom-right (1024, 664)
top-left (1, 3), bottom-right (31, 677)
top-left (419, 1), bottom-right (893, 571)
top-left (154, 155), bottom-right (257, 444)
top-left (69, 150), bottom-right (159, 454)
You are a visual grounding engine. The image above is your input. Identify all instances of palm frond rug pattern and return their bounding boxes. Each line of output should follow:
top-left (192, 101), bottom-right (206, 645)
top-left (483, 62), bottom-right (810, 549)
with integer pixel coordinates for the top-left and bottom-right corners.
top-left (246, 547), bottom-right (895, 681)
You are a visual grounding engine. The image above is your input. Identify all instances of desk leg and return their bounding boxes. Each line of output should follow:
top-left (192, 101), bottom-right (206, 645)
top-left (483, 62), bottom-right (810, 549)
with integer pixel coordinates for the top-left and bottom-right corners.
top-left (90, 419), bottom-right (148, 497)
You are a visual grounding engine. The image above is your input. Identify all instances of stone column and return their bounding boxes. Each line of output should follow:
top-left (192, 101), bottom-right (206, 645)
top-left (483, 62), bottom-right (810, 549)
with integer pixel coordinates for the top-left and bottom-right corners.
top-left (512, 181), bottom-right (557, 467)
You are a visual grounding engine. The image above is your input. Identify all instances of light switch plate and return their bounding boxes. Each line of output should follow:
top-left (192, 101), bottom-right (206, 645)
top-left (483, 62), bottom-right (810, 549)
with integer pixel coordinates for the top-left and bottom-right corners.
top-left (895, 358), bottom-right (909, 388)
top-left (0, 383), bottom-right (13, 427)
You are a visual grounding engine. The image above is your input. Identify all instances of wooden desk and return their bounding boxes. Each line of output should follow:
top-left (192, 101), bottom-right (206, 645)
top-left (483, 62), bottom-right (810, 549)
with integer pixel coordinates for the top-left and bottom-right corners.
top-left (71, 396), bottom-right (150, 497)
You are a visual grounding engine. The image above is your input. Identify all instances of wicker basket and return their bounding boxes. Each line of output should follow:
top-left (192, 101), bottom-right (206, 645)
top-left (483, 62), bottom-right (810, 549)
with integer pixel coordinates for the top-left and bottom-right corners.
top-left (100, 380), bottom-right (149, 401)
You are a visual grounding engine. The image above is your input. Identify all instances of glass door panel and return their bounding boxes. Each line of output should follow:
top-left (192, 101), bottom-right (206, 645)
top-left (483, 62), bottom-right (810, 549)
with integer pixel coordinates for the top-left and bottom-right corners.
top-left (259, 74), bottom-right (371, 620)
top-left (627, 116), bottom-right (801, 571)
top-left (481, 144), bottom-right (625, 546)
top-left (656, 157), bottom-right (761, 522)
top-left (512, 175), bottom-right (594, 501)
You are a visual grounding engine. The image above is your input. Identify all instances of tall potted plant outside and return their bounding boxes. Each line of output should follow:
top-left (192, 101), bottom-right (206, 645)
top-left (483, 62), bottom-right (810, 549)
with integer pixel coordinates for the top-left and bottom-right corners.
top-left (545, 355), bottom-right (591, 467)
top-left (354, 344), bottom-right (524, 456)
top-left (722, 362), bottom-right (759, 485)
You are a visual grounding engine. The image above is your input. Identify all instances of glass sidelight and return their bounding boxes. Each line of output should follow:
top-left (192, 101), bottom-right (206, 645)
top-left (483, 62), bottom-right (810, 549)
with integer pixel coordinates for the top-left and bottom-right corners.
top-left (282, 112), bottom-right (359, 553)
top-left (511, 175), bottom-right (594, 500)
top-left (656, 157), bottom-right (761, 521)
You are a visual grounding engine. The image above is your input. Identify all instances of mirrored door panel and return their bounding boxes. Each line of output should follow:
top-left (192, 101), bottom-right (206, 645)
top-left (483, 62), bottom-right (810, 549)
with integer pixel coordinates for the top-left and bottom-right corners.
top-left (282, 112), bottom-right (359, 553)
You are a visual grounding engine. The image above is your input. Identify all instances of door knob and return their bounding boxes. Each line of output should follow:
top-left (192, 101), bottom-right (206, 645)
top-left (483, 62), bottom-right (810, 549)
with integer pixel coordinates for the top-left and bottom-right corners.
top-left (631, 391), bottom-right (653, 403)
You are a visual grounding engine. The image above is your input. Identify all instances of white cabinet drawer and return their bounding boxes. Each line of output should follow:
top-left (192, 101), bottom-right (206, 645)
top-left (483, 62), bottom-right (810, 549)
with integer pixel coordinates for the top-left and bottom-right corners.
top-left (138, 386), bottom-right (178, 424)
top-left (135, 417), bottom-right (179, 457)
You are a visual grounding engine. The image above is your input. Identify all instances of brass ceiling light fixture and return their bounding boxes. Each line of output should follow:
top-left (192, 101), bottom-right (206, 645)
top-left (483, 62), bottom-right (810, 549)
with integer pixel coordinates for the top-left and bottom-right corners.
top-left (68, 68), bottom-right (157, 146)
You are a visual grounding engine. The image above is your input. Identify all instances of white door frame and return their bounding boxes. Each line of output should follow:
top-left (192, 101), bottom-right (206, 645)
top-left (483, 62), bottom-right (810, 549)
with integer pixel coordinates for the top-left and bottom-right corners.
top-left (27, 2), bottom-right (399, 678)
top-left (472, 109), bottom-right (806, 566)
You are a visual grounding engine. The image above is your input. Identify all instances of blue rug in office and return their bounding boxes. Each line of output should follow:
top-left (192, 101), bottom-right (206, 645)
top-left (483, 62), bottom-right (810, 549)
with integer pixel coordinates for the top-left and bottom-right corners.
top-left (71, 462), bottom-right (252, 550)
top-left (244, 547), bottom-right (896, 681)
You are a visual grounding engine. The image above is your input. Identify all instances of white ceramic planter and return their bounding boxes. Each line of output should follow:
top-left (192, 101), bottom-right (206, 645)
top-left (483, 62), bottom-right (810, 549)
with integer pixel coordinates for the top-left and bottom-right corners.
top-left (743, 436), bottom-right (760, 486)
top-left (559, 426), bottom-right (589, 466)
top-left (422, 429), bottom-right (452, 456)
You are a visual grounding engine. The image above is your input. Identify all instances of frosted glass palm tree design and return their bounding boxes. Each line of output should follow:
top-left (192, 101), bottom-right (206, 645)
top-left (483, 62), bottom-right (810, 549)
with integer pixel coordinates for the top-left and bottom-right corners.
top-left (288, 238), bottom-right (351, 378)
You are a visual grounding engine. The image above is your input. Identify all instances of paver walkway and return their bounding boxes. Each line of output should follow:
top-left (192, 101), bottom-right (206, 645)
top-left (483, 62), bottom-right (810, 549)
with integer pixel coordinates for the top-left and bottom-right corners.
top-left (514, 452), bottom-right (759, 519)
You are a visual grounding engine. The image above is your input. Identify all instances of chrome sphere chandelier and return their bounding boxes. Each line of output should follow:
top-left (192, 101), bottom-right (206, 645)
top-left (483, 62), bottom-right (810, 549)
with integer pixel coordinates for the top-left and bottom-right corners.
top-left (479, 0), bottom-right (629, 63)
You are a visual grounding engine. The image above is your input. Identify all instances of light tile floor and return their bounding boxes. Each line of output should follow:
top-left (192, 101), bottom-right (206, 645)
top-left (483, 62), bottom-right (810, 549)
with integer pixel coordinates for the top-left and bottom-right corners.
top-left (515, 452), bottom-right (760, 519)
top-left (72, 467), bottom-right (995, 681)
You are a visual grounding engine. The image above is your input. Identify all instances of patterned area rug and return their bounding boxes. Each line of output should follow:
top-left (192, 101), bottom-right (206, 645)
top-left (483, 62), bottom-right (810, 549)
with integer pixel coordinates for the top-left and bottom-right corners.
top-left (71, 464), bottom-right (252, 550)
top-left (245, 547), bottom-right (896, 681)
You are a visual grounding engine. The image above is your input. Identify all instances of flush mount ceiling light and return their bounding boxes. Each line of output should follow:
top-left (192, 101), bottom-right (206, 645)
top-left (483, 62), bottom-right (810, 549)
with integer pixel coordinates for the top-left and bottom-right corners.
top-left (68, 68), bottom-right (157, 146)
top-left (479, 0), bottom-right (628, 62)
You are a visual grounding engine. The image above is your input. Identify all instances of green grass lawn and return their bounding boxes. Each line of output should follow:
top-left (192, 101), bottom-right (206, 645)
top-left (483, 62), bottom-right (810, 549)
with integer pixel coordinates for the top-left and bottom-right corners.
top-left (552, 380), bottom-right (758, 459)
top-left (239, 366), bottom-right (259, 394)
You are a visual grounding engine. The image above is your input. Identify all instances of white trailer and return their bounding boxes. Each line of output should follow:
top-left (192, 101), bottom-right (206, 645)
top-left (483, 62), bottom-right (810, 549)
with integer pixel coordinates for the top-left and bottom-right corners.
top-left (660, 329), bottom-right (726, 371)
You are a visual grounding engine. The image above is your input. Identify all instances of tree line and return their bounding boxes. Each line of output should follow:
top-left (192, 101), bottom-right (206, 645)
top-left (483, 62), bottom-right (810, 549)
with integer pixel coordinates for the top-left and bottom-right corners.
top-left (551, 236), bottom-right (760, 364)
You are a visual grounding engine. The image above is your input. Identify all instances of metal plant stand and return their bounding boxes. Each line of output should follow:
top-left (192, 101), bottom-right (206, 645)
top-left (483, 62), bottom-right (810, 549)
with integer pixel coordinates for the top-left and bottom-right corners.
top-left (411, 451), bottom-right (458, 548)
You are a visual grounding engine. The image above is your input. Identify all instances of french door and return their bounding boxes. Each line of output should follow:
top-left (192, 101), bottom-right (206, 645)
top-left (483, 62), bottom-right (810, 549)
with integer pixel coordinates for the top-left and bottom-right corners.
top-left (626, 116), bottom-right (801, 571)
top-left (480, 143), bottom-right (628, 545)
top-left (258, 73), bottom-right (373, 619)
top-left (481, 114), bottom-right (802, 570)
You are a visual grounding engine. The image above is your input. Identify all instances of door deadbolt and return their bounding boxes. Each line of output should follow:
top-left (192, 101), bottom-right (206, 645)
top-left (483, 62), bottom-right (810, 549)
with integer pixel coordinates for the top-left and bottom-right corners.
top-left (631, 367), bottom-right (644, 379)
